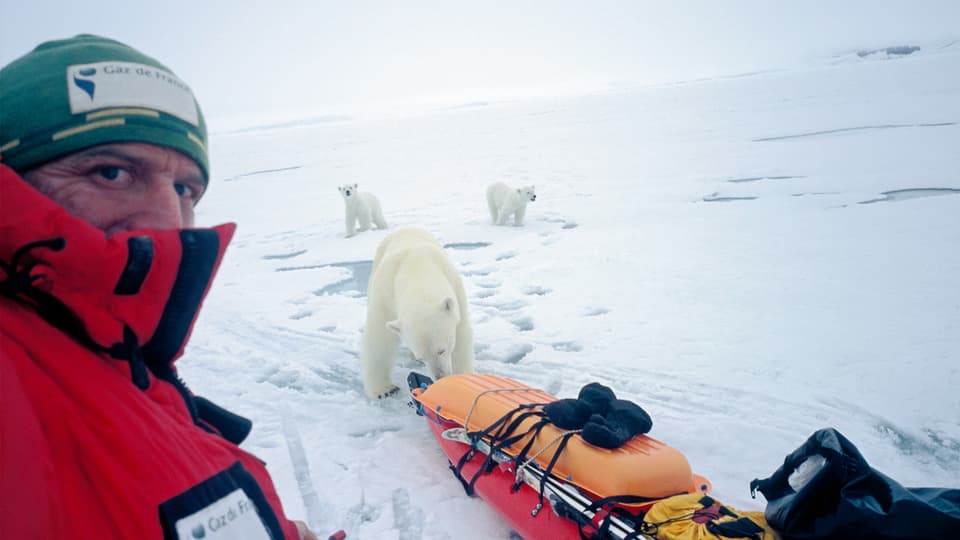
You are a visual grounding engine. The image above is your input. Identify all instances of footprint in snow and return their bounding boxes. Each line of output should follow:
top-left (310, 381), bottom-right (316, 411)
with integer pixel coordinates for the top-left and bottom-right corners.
top-left (522, 285), bottom-right (552, 296)
top-left (345, 499), bottom-right (381, 527)
top-left (539, 214), bottom-right (579, 230)
top-left (462, 266), bottom-right (495, 277)
top-left (510, 316), bottom-right (534, 332)
top-left (474, 277), bottom-right (503, 289)
top-left (391, 488), bottom-right (425, 540)
top-left (347, 425), bottom-right (403, 438)
top-left (289, 309), bottom-right (313, 320)
top-left (261, 249), bottom-right (308, 260)
top-left (552, 341), bottom-right (583, 352)
top-left (502, 344), bottom-right (534, 364)
top-left (479, 298), bottom-right (526, 312)
top-left (443, 241), bottom-right (492, 251)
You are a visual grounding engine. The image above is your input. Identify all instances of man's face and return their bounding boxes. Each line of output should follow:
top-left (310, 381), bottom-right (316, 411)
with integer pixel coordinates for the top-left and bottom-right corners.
top-left (23, 142), bottom-right (205, 236)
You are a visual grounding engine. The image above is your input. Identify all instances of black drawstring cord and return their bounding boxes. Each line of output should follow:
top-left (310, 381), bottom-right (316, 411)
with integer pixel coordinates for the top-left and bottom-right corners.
top-left (108, 325), bottom-right (151, 390)
top-left (0, 238), bottom-right (65, 296)
top-left (1, 236), bottom-right (249, 444)
top-left (1, 238), bottom-right (151, 390)
top-left (0, 238), bottom-right (95, 350)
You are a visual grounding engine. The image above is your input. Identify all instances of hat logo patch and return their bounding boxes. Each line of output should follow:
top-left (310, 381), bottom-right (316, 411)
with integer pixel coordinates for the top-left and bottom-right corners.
top-left (65, 62), bottom-right (199, 126)
top-left (73, 68), bottom-right (97, 99)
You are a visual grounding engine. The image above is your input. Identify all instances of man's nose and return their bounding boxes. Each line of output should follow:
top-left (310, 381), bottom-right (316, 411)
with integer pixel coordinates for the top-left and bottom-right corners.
top-left (127, 181), bottom-right (183, 231)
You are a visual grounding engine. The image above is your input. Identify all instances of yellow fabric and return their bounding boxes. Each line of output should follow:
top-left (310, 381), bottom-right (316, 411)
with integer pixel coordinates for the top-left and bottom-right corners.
top-left (643, 493), bottom-right (779, 540)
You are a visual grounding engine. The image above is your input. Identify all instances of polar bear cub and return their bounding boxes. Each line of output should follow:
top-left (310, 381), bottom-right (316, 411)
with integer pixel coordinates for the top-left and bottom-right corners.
top-left (486, 182), bottom-right (537, 226)
top-left (338, 183), bottom-right (387, 237)
top-left (360, 227), bottom-right (475, 398)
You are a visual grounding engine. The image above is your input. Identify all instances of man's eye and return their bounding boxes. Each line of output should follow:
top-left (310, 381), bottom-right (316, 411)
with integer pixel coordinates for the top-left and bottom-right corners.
top-left (174, 183), bottom-right (194, 198)
top-left (98, 166), bottom-right (123, 181)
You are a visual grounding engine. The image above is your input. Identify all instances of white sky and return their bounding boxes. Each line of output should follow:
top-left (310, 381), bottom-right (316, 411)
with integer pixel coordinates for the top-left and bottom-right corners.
top-left (3, 1), bottom-right (959, 125)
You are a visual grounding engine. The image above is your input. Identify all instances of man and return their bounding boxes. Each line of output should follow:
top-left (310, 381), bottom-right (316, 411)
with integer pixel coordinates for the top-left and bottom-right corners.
top-left (1, 35), bottom-right (319, 540)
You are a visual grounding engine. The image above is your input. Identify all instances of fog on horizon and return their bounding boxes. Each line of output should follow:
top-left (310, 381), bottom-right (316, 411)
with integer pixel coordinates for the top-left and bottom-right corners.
top-left (3, 1), bottom-right (958, 126)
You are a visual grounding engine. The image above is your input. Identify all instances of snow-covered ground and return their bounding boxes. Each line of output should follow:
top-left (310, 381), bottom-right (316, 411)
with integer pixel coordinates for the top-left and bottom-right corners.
top-left (182, 42), bottom-right (960, 539)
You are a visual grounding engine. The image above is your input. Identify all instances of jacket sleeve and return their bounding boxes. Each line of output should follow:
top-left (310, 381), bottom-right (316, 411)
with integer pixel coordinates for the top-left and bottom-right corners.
top-left (0, 346), bottom-right (64, 539)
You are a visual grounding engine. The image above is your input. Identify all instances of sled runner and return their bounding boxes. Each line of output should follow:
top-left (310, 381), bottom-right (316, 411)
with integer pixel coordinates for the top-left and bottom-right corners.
top-left (408, 372), bottom-right (711, 540)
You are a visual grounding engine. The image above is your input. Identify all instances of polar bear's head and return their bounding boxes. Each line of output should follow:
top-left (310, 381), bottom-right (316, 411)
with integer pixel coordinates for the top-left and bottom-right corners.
top-left (337, 183), bottom-right (359, 200)
top-left (387, 297), bottom-right (460, 380)
top-left (517, 185), bottom-right (536, 202)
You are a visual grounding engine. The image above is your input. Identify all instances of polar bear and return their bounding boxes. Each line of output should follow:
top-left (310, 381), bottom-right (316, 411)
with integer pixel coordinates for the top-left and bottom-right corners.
top-left (486, 182), bottom-right (536, 226)
top-left (360, 227), bottom-right (475, 398)
top-left (338, 183), bottom-right (388, 237)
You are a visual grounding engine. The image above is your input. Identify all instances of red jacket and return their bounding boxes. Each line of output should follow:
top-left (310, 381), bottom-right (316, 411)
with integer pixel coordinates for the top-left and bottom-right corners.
top-left (0, 164), bottom-right (299, 539)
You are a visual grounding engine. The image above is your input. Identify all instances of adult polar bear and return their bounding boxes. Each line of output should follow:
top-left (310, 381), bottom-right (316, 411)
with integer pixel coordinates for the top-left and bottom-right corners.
top-left (487, 182), bottom-right (536, 226)
top-left (360, 227), bottom-right (474, 398)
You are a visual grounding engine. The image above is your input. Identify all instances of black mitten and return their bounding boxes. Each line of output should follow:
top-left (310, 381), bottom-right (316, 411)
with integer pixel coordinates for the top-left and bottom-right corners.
top-left (577, 382), bottom-right (616, 415)
top-left (581, 399), bottom-right (653, 449)
top-left (543, 398), bottom-right (593, 430)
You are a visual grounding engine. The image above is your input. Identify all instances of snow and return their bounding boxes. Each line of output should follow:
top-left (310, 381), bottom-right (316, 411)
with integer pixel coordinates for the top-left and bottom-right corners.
top-left (181, 44), bottom-right (960, 539)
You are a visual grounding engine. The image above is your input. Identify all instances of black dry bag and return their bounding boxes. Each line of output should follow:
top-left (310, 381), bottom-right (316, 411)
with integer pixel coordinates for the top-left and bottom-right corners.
top-left (750, 428), bottom-right (960, 540)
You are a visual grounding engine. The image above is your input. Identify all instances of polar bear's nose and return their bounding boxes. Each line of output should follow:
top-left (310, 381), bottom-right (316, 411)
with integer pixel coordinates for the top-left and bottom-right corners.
top-left (531, 194), bottom-right (537, 201)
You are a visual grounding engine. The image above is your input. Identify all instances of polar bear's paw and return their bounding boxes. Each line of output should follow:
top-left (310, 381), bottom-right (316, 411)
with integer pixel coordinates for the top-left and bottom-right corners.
top-left (376, 385), bottom-right (400, 399)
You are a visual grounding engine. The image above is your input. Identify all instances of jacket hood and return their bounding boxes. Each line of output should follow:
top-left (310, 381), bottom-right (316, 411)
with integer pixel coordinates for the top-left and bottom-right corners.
top-left (0, 164), bottom-right (234, 377)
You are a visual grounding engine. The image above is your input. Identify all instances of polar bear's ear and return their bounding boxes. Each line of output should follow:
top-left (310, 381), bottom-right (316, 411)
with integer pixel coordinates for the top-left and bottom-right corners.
top-left (441, 297), bottom-right (460, 322)
top-left (353, 183), bottom-right (359, 189)
top-left (386, 320), bottom-right (403, 336)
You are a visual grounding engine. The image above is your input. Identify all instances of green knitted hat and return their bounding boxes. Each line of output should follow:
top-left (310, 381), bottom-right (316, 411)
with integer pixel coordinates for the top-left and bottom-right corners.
top-left (0, 34), bottom-right (208, 182)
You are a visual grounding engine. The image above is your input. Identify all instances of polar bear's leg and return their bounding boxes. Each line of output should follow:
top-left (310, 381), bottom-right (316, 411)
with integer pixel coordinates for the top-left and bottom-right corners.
top-left (452, 321), bottom-right (475, 375)
top-left (404, 348), bottom-right (419, 367)
top-left (496, 208), bottom-right (510, 226)
top-left (372, 202), bottom-right (388, 229)
top-left (514, 205), bottom-right (526, 226)
top-left (488, 197), bottom-right (499, 224)
top-left (345, 210), bottom-right (356, 237)
top-left (360, 313), bottom-right (401, 398)
top-left (357, 206), bottom-right (371, 232)
top-left (452, 288), bottom-right (475, 374)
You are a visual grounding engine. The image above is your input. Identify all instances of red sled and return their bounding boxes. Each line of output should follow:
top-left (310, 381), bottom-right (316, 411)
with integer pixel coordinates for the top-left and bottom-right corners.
top-left (408, 373), bottom-right (711, 540)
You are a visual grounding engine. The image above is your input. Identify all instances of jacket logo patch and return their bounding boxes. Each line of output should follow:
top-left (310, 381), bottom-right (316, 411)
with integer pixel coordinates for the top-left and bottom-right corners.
top-left (159, 462), bottom-right (284, 540)
top-left (174, 489), bottom-right (270, 540)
